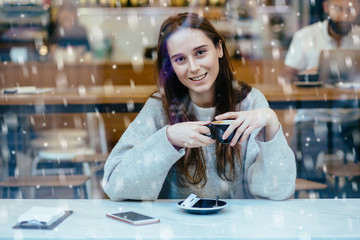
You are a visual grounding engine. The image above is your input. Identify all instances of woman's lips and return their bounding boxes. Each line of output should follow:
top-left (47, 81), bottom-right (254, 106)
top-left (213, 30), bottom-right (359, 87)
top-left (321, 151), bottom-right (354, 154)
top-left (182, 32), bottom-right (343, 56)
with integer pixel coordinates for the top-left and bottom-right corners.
top-left (189, 73), bottom-right (207, 81)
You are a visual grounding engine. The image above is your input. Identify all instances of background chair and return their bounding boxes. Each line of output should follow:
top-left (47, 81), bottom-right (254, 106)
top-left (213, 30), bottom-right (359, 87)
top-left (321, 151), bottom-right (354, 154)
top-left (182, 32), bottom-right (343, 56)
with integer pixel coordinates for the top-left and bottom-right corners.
top-left (30, 112), bottom-right (108, 197)
top-left (0, 175), bottom-right (89, 199)
top-left (294, 178), bottom-right (327, 199)
top-left (29, 112), bottom-right (108, 175)
top-left (325, 162), bottom-right (360, 198)
top-left (0, 112), bottom-right (108, 199)
top-left (293, 119), bottom-right (359, 198)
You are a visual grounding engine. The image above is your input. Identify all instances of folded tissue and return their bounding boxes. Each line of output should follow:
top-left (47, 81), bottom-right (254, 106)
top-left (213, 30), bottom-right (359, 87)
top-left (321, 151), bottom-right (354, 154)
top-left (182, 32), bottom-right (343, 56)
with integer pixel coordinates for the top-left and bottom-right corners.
top-left (2, 86), bottom-right (53, 94)
top-left (17, 207), bottom-right (66, 227)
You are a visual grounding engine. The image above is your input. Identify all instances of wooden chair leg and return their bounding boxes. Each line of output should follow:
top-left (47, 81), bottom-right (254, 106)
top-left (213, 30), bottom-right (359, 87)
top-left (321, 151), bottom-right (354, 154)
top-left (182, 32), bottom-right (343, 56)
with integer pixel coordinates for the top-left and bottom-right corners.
top-left (72, 182), bottom-right (88, 199)
top-left (2, 187), bottom-right (9, 198)
top-left (4, 187), bottom-right (18, 199)
top-left (9, 187), bottom-right (17, 199)
top-left (82, 185), bottom-right (88, 199)
top-left (73, 186), bottom-right (80, 199)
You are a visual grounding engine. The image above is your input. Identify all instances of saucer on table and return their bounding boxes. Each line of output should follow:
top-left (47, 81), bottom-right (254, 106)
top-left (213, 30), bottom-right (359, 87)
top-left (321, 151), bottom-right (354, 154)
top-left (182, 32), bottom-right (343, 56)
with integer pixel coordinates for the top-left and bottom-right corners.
top-left (177, 198), bottom-right (227, 214)
top-left (294, 73), bottom-right (323, 87)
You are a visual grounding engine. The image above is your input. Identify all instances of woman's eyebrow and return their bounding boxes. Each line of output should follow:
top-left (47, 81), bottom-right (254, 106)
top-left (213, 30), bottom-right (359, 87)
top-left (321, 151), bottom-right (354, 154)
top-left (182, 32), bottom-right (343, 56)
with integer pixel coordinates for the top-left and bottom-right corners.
top-left (170, 53), bottom-right (182, 60)
top-left (193, 45), bottom-right (209, 51)
top-left (170, 44), bottom-right (209, 60)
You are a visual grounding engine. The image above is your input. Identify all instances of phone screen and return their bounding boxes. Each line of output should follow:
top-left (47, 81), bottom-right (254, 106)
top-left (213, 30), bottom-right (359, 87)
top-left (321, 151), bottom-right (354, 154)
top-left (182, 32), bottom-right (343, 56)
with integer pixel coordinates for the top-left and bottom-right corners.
top-left (106, 211), bottom-right (160, 225)
top-left (112, 211), bottom-right (153, 221)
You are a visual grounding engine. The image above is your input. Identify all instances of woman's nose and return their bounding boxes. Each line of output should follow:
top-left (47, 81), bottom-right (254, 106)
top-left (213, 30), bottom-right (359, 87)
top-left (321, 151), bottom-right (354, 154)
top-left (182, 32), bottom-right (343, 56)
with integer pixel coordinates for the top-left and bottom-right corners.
top-left (188, 58), bottom-right (200, 72)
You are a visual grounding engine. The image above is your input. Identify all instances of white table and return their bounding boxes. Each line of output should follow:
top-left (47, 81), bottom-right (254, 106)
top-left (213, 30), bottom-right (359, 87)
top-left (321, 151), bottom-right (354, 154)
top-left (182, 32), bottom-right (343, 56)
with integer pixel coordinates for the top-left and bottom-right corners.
top-left (0, 199), bottom-right (359, 239)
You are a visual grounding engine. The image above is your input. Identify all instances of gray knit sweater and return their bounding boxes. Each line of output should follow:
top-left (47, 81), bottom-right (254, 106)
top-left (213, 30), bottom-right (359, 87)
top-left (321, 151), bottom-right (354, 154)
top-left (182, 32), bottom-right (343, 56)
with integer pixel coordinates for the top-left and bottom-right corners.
top-left (103, 88), bottom-right (296, 201)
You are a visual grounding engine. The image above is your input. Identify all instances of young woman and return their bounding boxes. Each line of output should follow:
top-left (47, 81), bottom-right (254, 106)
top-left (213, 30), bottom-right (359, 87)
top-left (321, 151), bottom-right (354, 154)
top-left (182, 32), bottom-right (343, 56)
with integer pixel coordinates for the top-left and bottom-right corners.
top-left (103, 12), bottom-right (296, 201)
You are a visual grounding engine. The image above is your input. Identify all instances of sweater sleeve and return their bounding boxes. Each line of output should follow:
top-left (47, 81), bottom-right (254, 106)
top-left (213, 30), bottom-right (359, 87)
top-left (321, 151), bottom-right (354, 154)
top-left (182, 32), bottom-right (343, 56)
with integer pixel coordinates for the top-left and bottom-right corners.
top-left (243, 88), bottom-right (296, 200)
top-left (102, 97), bottom-right (185, 201)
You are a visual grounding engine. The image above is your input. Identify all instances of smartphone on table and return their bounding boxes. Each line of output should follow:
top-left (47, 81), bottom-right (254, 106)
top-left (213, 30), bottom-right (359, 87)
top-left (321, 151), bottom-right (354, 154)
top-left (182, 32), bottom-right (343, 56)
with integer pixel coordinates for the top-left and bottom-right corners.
top-left (106, 211), bottom-right (160, 226)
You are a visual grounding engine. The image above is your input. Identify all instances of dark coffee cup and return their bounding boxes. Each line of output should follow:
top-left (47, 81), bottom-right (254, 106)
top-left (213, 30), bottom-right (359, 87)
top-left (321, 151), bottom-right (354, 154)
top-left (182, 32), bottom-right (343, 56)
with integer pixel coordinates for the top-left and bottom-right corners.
top-left (297, 73), bottom-right (319, 82)
top-left (206, 120), bottom-right (237, 144)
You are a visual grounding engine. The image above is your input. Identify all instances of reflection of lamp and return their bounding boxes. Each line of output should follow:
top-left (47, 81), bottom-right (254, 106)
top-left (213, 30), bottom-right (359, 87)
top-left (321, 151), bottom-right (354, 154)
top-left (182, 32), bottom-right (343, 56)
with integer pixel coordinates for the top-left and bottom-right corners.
top-left (120, 0), bottom-right (129, 6)
top-left (38, 45), bottom-right (48, 62)
top-left (188, 0), bottom-right (207, 6)
top-left (209, 0), bottom-right (226, 6)
top-left (171, 0), bottom-right (186, 6)
top-left (39, 45), bottom-right (48, 56)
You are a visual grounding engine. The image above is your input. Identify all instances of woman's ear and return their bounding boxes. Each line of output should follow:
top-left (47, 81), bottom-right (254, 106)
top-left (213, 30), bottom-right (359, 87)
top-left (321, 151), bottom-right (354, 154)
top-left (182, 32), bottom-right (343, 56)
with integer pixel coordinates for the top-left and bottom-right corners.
top-left (217, 40), bottom-right (223, 58)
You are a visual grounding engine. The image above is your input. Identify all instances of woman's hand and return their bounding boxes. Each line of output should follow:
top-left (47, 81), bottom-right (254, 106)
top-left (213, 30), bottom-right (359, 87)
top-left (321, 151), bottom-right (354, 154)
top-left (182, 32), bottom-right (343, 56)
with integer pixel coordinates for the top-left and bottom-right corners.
top-left (215, 108), bottom-right (279, 146)
top-left (166, 121), bottom-right (215, 149)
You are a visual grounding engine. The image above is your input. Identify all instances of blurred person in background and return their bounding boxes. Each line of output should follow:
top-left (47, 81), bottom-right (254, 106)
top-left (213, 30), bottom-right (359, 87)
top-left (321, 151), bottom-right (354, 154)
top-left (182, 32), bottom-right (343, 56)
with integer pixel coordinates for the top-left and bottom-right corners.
top-left (49, 2), bottom-right (91, 63)
top-left (284, 0), bottom-right (360, 76)
top-left (283, 0), bottom-right (360, 189)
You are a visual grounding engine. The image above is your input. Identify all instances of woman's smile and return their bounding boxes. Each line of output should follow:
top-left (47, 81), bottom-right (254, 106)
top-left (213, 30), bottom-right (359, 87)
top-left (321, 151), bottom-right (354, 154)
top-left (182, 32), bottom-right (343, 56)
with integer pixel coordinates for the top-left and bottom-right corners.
top-left (189, 73), bottom-right (207, 81)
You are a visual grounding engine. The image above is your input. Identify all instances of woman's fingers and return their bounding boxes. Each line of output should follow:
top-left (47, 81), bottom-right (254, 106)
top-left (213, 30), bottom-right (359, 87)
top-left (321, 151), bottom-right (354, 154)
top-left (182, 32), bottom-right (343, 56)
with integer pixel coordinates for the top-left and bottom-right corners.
top-left (186, 127), bottom-right (214, 147)
top-left (222, 115), bottom-right (244, 140)
top-left (213, 108), bottom-right (279, 146)
top-left (215, 112), bottom-right (238, 121)
top-left (232, 122), bottom-right (255, 146)
top-left (188, 121), bottom-right (214, 147)
top-left (167, 121), bottom-right (214, 148)
top-left (239, 125), bottom-right (256, 144)
top-left (228, 120), bottom-right (246, 145)
top-left (198, 125), bottom-right (211, 135)
top-left (197, 133), bottom-right (216, 146)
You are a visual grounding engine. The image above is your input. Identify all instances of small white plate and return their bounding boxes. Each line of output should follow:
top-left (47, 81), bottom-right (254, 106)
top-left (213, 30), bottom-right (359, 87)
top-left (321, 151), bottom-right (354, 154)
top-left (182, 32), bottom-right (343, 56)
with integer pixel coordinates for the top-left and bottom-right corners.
top-left (335, 82), bottom-right (360, 89)
top-left (177, 199), bottom-right (227, 214)
top-left (293, 81), bottom-right (323, 87)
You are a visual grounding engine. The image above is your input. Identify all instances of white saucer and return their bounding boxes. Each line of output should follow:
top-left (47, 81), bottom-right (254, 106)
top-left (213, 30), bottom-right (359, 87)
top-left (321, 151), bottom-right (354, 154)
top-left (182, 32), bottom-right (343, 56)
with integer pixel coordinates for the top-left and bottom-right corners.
top-left (293, 81), bottom-right (323, 87)
top-left (335, 82), bottom-right (360, 89)
top-left (177, 199), bottom-right (227, 214)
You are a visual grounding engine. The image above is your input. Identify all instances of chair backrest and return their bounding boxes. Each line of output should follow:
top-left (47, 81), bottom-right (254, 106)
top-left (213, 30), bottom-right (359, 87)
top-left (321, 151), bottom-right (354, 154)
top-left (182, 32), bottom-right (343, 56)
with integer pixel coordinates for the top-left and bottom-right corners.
top-left (29, 112), bottom-right (108, 155)
top-left (86, 112), bottom-right (108, 154)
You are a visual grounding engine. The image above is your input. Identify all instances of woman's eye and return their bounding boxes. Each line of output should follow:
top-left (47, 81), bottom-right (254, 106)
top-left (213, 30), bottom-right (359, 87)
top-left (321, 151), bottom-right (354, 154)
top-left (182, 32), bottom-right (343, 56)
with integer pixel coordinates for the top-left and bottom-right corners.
top-left (175, 57), bottom-right (185, 62)
top-left (196, 50), bottom-right (207, 56)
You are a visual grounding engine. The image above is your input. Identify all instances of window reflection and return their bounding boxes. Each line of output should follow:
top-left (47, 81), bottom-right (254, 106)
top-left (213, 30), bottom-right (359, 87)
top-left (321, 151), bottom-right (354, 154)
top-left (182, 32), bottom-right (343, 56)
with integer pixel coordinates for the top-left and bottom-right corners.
top-left (0, 0), bottom-right (359, 200)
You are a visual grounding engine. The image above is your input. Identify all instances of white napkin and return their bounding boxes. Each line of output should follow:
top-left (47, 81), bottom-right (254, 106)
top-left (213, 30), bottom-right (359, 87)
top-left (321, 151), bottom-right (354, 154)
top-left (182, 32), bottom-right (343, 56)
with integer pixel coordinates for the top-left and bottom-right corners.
top-left (2, 86), bottom-right (54, 94)
top-left (2, 86), bottom-right (37, 94)
top-left (181, 193), bottom-right (200, 208)
top-left (17, 207), bottom-right (66, 227)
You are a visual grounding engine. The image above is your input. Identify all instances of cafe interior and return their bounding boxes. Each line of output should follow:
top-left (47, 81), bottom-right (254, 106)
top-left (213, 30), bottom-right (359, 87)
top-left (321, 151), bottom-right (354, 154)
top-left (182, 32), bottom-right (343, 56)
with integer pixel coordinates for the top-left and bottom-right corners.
top-left (0, 0), bottom-right (360, 202)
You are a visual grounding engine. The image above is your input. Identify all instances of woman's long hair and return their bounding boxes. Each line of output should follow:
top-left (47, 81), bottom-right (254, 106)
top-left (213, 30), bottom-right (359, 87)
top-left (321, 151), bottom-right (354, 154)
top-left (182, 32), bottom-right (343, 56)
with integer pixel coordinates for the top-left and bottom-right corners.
top-left (155, 12), bottom-right (251, 187)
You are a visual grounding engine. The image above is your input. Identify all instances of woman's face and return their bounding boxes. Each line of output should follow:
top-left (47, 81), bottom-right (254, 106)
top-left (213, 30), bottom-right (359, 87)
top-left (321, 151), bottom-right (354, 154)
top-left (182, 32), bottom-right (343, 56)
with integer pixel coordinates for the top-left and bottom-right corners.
top-left (166, 28), bottom-right (223, 104)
